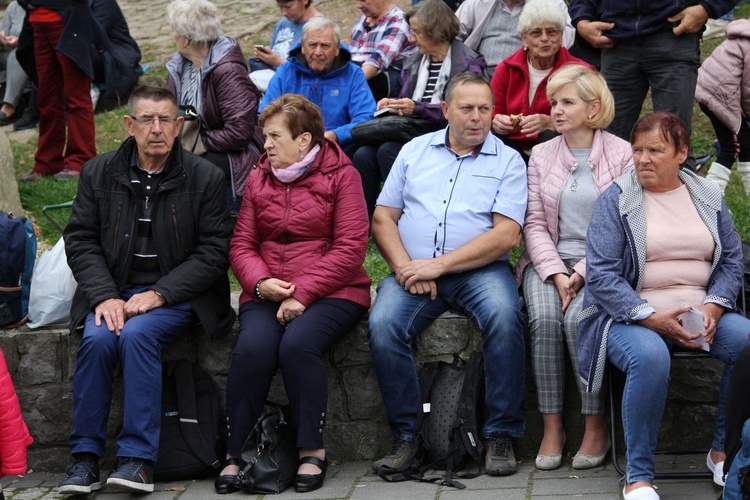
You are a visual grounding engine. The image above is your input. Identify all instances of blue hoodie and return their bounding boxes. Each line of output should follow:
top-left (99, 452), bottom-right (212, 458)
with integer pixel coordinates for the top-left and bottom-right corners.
top-left (260, 43), bottom-right (376, 148)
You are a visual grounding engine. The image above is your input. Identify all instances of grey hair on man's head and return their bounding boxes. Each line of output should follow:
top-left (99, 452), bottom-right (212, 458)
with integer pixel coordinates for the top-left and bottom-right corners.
top-left (517, 0), bottom-right (566, 34)
top-left (302, 16), bottom-right (341, 45)
top-left (127, 86), bottom-right (179, 116)
top-left (167, 0), bottom-right (222, 46)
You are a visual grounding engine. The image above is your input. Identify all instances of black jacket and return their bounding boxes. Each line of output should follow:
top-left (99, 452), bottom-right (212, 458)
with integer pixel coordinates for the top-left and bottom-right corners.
top-left (569, 0), bottom-right (741, 39)
top-left (64, 137), bottom-right (236, 339)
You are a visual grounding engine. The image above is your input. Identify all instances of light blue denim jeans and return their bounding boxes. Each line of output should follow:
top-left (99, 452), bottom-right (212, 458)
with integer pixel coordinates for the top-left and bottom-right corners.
top-left (368, 261), bottom-right (525, 441)
top-left (607, 311), bottom-right (750, 484)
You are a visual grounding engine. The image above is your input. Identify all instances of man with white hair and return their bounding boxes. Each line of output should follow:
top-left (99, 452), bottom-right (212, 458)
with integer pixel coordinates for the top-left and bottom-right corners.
top-left (260, 16), bottom-right (376, 153)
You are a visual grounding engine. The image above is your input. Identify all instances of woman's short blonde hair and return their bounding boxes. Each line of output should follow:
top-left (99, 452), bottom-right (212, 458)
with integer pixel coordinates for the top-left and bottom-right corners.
top-left (259, 94), bottom-right (325, 147)
top-left (518, 0), bottom-right (566, 34)
top-left (546, 64), bottom-right (614, 129)
top-left (167, 0), bottom-right (222, 46)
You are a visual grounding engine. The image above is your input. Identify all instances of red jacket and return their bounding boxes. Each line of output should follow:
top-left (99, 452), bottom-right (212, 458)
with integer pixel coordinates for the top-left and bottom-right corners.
top-left (0, 348), bottom-right (33, 477)
top-left (230, 139), bottom-right (372, 309)
top-left (491, 46), bottom-right (588, 151)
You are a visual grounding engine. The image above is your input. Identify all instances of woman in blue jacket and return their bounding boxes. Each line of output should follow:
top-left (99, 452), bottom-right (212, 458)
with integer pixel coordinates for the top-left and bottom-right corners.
top-left (579, 112), bottom-right (750, 499)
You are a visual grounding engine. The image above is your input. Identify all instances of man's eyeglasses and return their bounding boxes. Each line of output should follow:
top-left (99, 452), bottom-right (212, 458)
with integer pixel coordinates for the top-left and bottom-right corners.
top-left (526, 28), bottom-right (561, 39)
top-left (129, 116), bottom-right (179, 126)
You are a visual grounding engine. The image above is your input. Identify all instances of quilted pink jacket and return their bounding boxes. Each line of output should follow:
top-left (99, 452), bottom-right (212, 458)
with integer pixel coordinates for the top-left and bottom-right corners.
top-left (0, 348), bottom-right (32, 477)
top-left (695, 19), bottom-right (750, 134)
top-left (515, 129), bottom-right (632, 283)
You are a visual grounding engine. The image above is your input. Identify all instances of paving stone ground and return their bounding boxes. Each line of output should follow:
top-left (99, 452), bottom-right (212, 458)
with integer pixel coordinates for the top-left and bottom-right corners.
top-left (0, 457), bottom-right (726, 499)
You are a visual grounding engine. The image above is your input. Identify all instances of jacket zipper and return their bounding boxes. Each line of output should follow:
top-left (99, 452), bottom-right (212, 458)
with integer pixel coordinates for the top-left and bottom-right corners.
top-left (279, 185), bottom-right (292, 276)
top-left (171, 204), bottom-right (181, 253)
top-left (112, 202), bottom-right (123, 250)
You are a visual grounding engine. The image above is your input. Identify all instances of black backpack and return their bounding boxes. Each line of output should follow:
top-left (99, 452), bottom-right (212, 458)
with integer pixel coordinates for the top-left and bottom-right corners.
top-left (378, 352), bottom-right (485, 489)
top-left (153, 360), bottom-right (222, 482)
top-left (0, 211), bottom-right (36, 328)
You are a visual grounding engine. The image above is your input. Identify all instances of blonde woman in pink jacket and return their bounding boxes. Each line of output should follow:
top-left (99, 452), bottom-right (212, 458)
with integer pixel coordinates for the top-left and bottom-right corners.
top-left (517, 64), bottom-right (632, 471)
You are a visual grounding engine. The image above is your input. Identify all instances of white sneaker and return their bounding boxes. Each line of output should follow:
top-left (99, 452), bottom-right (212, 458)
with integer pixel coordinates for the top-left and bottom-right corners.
top-left (622, 485), bottom-right (660, 500)
top-left (707, 451), bottom-right (725, 486)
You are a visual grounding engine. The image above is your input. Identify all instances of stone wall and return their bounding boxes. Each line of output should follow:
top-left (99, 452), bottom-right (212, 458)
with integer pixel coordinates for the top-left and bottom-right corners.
top-left (0, 315), bottom-right (724, 472)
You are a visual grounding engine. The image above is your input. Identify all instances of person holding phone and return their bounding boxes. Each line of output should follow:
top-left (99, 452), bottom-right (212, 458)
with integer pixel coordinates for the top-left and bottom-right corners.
top-left (249, 0), bottom-right (322, 92)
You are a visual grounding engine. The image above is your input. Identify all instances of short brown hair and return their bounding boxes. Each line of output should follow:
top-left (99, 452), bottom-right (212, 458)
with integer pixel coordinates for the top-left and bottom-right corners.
top-left (406, 0), bottom-right (459, 43)
top-left (630, 112), bottom-right (690, 154)
top-left (444, 71), bottom-right (492, 104)
top-left (259, 94), bottom-right (325, 147)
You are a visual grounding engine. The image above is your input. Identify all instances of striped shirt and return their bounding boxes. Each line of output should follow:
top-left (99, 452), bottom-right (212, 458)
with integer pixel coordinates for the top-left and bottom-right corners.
top-left (420, 61), bottom-right (444, 102)
top-left (127, 155), bottom-right (167, 286)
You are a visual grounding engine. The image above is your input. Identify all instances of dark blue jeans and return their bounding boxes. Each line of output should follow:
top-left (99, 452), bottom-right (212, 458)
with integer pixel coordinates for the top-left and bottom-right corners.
top-left (225, 298), bottom-right (366, 454)
top-left (368, 261), bottom-right (525, 441)
top-left (351, 141), bottom-right (403, 218)
top-left (601, 31), bottom-right (700, 142)
top-left (69, 285), bottom-right (197, 461)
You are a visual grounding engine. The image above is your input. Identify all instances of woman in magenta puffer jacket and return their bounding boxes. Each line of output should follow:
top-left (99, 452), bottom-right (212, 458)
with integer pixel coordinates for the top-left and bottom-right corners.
top-left (0, 347), bottom-right (33, 498)
top-left (217, 94), bottom-right (371, 495)
top-left (517, 64), bottom-right (631, 471)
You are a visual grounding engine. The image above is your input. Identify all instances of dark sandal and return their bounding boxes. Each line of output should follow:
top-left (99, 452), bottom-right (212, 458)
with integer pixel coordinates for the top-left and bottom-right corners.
top-left (294, 456), bottom-right (328, 493)
top-left (214, 457), bottom-right (240, 495)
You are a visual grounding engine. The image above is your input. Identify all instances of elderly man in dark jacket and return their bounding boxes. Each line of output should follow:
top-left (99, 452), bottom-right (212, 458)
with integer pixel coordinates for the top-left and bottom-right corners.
top-left (58, 85), bottom-right (235, 496)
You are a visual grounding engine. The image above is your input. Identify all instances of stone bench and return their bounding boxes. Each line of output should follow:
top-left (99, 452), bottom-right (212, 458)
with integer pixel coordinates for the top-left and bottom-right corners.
top-left (0, 311), bottom-right (724, 473)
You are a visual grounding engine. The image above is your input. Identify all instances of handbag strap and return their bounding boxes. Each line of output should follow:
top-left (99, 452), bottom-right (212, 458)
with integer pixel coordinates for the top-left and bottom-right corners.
top-left (172, 361), bottom-right (221, 472)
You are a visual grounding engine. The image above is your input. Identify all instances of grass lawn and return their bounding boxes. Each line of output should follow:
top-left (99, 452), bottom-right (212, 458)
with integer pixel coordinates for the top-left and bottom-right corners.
top-left (13, 3), bottom-right (750, 285)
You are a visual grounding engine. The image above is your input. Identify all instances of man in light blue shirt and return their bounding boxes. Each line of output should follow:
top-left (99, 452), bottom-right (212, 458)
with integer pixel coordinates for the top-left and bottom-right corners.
top-left (369, 71), bottom-right (527, 477)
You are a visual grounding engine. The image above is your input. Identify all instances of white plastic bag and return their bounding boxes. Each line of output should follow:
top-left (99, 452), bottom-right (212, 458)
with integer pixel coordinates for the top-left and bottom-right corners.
top-left (27, 237), bottom-right (77, 328)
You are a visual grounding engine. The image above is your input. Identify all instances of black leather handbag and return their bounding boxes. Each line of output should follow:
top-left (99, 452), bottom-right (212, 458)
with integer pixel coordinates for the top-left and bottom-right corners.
top-left (351, 115), bottom-right (439, 146)
top-left (234, 402), bottom-right (298, 494)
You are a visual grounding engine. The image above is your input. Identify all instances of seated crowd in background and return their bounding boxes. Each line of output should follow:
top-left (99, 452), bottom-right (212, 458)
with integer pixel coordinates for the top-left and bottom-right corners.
top-left (352, 0), bottom-right (486, 217)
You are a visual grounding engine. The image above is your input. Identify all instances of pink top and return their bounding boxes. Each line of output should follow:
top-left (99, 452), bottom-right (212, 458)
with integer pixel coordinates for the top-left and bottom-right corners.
top-left (640, 185), bottom-right (714, 310)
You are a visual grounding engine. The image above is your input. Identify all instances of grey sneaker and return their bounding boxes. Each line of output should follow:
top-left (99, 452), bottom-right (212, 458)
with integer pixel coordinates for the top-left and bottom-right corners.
top-left (106, 457), bottom-right (154, 493)
top-left (485, 436), bottom-right (517, 476)
top-left (372, 437), bottom-right (419, 473)
top-left (58, 453), bottom-right (101, 495)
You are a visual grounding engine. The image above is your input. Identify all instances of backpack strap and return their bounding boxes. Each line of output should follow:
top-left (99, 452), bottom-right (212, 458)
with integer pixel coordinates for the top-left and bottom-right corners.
top-left (172, 361), bottom-right (221, 472)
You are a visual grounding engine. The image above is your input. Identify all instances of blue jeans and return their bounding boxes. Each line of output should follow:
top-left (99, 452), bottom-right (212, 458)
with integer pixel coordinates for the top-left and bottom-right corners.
top-left (69, 285), bottom-right (197, 461)
top-left (607, 312), bottom-right (750, 484)
top-left (601, 31), bottom-right (700, 143)
top-left (368, 261), bottom-right (525, 440)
